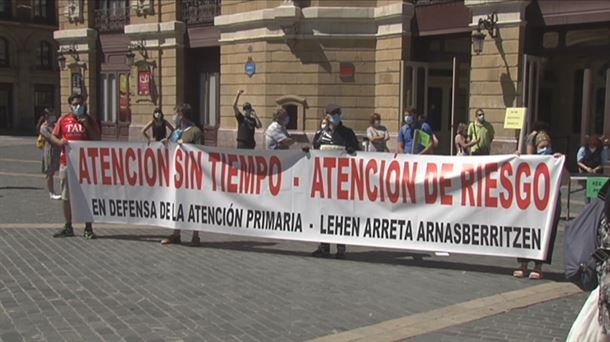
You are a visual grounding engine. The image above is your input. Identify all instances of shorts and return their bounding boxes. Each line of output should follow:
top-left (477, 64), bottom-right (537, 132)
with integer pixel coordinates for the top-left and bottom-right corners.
top-left (59, 165), bottom-right (69, 201)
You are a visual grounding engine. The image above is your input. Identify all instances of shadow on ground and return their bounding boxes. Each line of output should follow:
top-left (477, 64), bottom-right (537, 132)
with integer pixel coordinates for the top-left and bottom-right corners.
top-left (98, 234), bottom-right (566, 280)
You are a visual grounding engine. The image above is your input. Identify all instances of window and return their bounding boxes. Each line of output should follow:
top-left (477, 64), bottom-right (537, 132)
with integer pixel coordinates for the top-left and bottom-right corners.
top-left (0, 38), bottom-right (8, 67)
top-left (94, 0), bottom-right (129, 32)
top-left (199, 72), bottom-right (220, 127)
top-left (33, 0), bottom-right (55, 22)
top-left (36, 41), bottom-right (53, 69)
top-left (0, 0), bottom-right (11, 19)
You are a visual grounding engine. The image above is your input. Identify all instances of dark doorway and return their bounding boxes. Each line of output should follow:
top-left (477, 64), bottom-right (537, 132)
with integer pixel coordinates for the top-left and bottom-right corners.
top-left (0, 83), bottom-right (13, 130)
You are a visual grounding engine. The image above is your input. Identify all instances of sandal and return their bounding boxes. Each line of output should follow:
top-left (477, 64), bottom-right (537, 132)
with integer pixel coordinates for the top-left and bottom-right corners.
top-left (512, 269), bottom-right (528, 278)
top-left (529, 271), bottom-right (543, 280)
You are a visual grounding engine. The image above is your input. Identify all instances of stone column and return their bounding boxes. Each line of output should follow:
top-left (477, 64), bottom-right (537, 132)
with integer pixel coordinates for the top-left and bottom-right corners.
top-left (465, 0), bottom-right (530, 154)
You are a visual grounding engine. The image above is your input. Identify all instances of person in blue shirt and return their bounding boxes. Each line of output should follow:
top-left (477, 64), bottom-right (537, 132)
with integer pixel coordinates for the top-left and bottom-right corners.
top-left (397, 108), bottom-right (437, 154)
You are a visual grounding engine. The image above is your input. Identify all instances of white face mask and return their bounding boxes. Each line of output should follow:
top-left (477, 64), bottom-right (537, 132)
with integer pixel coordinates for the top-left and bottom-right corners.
top-left (590, 147), bottom-right (598, 153)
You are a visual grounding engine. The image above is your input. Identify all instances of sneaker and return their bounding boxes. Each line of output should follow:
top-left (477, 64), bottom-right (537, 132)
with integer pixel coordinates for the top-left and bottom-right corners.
top-left (53, 225), bottom-right (74, 238)
top-left (190, 235), bottom-right (201, 247)
top-left (49, 193), bottom-right (62, 200)
top-left (311, 246), bottom-right (330, 257)
top-left (161, 235), bottom-right (181, 245)
top-left (83, 229), bottom-right (97, 240)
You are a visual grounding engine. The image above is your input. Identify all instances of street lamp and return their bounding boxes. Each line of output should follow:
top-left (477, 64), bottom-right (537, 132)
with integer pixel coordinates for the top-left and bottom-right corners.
top-left (126, 39), bottom-right (147, 67)
top-left (56, 43), bottom-right (80, 70)
top-left (472, 12), bottom-right (498, 55)
top-left (57, 54), bottom-right (66, 70)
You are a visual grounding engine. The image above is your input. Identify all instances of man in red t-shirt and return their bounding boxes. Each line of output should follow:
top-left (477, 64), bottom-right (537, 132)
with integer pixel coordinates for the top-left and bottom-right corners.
top-left (48, 94), bottom-right (100, 239)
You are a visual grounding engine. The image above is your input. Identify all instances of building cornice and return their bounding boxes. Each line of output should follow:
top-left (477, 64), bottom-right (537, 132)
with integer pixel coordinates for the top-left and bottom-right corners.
top-left (124, 21), bottom-right (186, 48)
top-left (465, 0), bottom-right (531, 27)
top-left (214, 2), bottom-right (413, 44)
top-left (53, 28), bottom-right (98, 52)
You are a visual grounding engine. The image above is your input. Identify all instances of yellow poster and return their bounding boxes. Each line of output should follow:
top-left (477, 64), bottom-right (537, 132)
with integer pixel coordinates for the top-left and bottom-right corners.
top-left (119, 74), bottom-right (129, 94)
top-left (504, 107), bottom-right (526, 129)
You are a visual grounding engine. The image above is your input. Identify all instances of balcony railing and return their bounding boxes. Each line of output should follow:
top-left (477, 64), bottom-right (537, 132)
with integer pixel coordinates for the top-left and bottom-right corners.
top-left (182, 0), bottom-right (220, 26)
top-left (94, 7), bottom-right (130, 33)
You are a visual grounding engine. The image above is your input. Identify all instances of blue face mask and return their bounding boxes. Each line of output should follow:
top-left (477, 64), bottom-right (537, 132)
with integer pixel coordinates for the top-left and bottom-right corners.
top-left (537, 146), bottom-right (552, 155)
top-left (330, 113), bottom-right (341, 125)
top-left (73, 104), bottom-right (85, 116)
top-left (404, 115), bottom-right (415, 125)
top-left (282, 116), bottom-right (290, 126)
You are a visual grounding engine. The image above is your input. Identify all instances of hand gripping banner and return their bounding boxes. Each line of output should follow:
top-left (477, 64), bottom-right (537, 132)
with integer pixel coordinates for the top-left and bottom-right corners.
top-left (67, 141), bottom-right (565, 259)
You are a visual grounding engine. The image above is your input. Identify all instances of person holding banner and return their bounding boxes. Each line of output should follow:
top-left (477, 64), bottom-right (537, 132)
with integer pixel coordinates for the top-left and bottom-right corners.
top-left (265, 108), bottom-right (294, 150)
top-left (467, 108), bottom-right (495, 155)
top-left (233, 90), bottom-right (262, 149)
top-left (311, 103), bottom-right (360, 259)
top-left (48, 94), bottom-right (100, 239)
top-left (397, 108), bottom-right (436, 155)
top-left (513, 140), bottom-right (566, 280)
top-left (141, 108), bottom-right (174, 143)
top-left (161, 104), bottom-right (203, 246)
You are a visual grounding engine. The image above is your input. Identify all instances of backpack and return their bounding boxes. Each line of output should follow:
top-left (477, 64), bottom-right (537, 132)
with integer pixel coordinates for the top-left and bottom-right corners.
top-left (565, 180), bottom-right (609, 291)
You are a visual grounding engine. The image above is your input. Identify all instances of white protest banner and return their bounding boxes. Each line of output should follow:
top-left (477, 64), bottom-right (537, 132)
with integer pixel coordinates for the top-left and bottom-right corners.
top-left (67, 141), bottom-right (565, 259)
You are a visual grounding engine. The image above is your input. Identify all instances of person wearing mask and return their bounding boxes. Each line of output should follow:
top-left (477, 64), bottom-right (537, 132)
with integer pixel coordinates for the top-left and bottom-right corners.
top-left (454, 122), bottom-right (475, 156)
top-left (366, 113), bottom-right (389, 152)
top-left (161, 104), bottom-right (203, 246)
top-left (141, 108), bottom-right (174, 143)
top-left (265, 108), bottom-right (295, 150)
top-left (38, 108), bottom-right (61, 200)
top-left (526, 121), bottom-right (553, 155)
top-left (467, 108), bottom-right (495, 155)
top-left (513, 128), bottom-right (562, 280)
top-left (578, 135), bottom-right (603, 175)
top-left (48, 94), bottom-right (100, 239)
top-left (397, 108), bottom-right (436, 154)
top-left (233, 89), bottom-right (261, 149)
top-left (311, 104), bottom-right (359, 259)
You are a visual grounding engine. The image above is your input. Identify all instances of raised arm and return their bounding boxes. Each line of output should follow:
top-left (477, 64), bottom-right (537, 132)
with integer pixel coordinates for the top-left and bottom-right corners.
top-left (233, 89), bottom-right (244, 117)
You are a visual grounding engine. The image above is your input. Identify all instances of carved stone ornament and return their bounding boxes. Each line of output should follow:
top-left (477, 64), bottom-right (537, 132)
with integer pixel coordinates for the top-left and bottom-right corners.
top-left (132, 0), bottom-right (154, 16)
top-left (64, 0), bottom-right (83, 23)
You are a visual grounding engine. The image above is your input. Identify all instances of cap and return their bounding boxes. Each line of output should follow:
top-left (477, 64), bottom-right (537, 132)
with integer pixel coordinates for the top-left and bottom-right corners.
top-left (325, 103), bottom-right (340, 114)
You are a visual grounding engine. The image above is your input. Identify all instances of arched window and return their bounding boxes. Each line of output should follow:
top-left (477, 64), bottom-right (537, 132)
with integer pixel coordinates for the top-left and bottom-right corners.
top-left (0, 38), bottom-right (8, 67)
top-left (37, 41), bottom-right (53, 69)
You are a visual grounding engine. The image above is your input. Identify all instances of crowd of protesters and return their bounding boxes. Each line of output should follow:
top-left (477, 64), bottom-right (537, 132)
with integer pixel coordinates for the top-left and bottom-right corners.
top-left (37, 90), bottom-right (610, 273)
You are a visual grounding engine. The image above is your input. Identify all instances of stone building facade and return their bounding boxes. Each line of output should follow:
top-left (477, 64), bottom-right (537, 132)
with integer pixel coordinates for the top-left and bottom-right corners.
top-left (53, 0), bottom-right (610, 170)
top-left (0, 0), bottom-right (59, 131)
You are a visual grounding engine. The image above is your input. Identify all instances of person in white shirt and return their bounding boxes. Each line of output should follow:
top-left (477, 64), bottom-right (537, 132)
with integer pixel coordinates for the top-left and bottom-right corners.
top-left (265, 108), bottom-right (294, 150)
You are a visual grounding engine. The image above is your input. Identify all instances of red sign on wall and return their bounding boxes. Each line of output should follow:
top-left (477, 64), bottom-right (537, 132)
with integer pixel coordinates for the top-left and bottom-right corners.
top-left (138, 70), bottom-right (151, 96)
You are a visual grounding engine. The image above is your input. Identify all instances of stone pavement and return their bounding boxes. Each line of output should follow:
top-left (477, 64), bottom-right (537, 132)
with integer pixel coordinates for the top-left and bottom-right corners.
top-left (0, 136), bottom-right (594, 341)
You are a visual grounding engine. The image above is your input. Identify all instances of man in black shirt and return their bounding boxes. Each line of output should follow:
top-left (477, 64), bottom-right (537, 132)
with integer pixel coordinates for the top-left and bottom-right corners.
top-left (311, 103), bottom-right (360, 259)
top-left (233, 89), bottom-right (262, 149)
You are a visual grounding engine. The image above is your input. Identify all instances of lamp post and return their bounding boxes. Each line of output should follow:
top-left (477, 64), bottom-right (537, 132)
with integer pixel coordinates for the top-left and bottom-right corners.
top-left (471, 12), bottom-right (498, 55)
top-left (126, 40), bottom-right (147, 67)
top-left (56, 43), bottom-right (80, 70)
top-left (472, 29), bottom-right (486, 55)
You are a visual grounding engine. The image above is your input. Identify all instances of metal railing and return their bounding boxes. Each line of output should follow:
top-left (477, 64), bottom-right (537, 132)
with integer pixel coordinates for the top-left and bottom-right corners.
top-left (182, 0), bottom-right (221, 26)
top-left (94, 6), bottom-right (130, 33)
